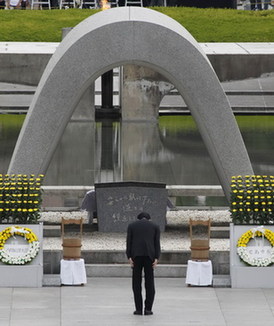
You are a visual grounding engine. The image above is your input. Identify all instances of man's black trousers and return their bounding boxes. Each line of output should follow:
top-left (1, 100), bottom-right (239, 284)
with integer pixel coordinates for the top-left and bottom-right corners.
top-left (132, 256), bottom-right (155, 312)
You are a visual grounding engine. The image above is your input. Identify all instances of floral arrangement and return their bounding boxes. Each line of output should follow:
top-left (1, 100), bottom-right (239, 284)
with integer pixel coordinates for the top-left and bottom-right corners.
top-left (0, 174), bottom-right (44, 224)
top-left (0, 226), bottom-right (40, 265)
top-left (230, 175), bottom-right (274, 225)
top-left (237, 226), bottom-right (274, 267)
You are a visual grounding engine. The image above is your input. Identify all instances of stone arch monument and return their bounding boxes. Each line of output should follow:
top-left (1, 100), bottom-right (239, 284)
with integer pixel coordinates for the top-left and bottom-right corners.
top-left (8, 7), bottom-right (253, 199)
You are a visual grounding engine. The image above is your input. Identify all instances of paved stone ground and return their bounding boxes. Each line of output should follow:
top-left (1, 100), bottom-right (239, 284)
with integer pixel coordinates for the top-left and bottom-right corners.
top-left (1, 40), bottom-right (274, 324)
top-left (161, 75), bottom-right (274, 113)
top-left (2, 278), bottom-right (274, 326)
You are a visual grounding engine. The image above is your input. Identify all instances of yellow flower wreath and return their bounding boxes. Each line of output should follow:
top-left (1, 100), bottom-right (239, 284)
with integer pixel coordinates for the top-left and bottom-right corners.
top-left (237, 226), bottom-right (274, 267)
top-left (0, 226), bottom-right (40, 265)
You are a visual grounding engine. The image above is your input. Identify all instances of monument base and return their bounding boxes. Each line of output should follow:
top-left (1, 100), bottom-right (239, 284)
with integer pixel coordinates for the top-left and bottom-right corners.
top-left (231, 266), bottom-right (274, 288)
top-left (0, 223), bottom-right (43, 287)
top-left (0, 264), bottom-right (43, 287)
top-left (230, 224), bottom-right (274, 288)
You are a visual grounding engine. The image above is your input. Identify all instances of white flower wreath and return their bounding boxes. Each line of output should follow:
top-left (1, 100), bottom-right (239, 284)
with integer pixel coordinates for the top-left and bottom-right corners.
top-left (0, 226), bottom-right (40, 265)
top-left (237, 226), bottom-right (274, 267)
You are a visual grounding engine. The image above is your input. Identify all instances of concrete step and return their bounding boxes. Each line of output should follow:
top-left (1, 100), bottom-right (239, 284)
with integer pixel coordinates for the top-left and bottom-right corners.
top-left (44, 249), bottom-right (229, 276)
top-left (170, 89), bottom-right (274, 96)
top-left (42, 271), bottom-right (231, 287)
top-left (0, 89), bottom-right (35, 95)
top-left (3, 89), bottom-right (274, 96)
top-left (160, 94), bottom-right (274, 114)
top-left (43, 225), bottom-right (61, 237)
top-left (43, 224), bottom-right (97, 237)
top-left (2, 86), bottom-right (274, 115)
top-left (85, 263), bottom-right (187, 278)
top-left (211, 226), bottom-right (230, 239)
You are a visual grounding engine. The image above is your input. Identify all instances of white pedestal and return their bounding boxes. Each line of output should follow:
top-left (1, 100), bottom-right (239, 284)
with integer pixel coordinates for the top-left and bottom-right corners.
top-left (60, 259), bottom-right (87, 285)
top-left (0, 223), bottom-right (43, 288)
top-left (230, 224), bottom-right (274, 288)
top-left (185, 260), bottom-right (213, 286)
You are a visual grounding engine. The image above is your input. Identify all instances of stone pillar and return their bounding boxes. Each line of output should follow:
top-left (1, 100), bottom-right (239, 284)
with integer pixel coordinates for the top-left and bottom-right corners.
top-left (121, 64), bottom-right (174, 121)
top-left (62, 27), bottom-right (95, 121)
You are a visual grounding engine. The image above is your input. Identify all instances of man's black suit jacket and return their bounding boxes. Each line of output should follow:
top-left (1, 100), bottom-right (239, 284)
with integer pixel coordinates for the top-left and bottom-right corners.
top-left (126, 218), bottom-right (161, 262)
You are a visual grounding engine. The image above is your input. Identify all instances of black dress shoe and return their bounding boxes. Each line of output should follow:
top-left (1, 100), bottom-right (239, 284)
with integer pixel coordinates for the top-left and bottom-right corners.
top-left (144, 310), bottom-right (153, 315)
top-left (133, 311), bottom-right (142, 315)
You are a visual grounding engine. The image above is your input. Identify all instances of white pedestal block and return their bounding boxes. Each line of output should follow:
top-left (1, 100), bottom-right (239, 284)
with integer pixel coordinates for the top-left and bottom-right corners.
top-left (185, 260), bottom-right (213, 286)
top-left (230, 224), bottom-right (274, 288)
top-left (60, 259), bottom-right (87, 285)
top-left (0, 223), bottom-right (43, 288)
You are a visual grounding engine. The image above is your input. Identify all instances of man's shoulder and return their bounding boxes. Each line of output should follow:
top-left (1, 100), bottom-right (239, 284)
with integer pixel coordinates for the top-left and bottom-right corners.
top-left (151, 221), bottom-right (160, 231)
top-left (127, 220), bottom-right (139, 229)
top-left (142, 219), bottom-right (160, 231)
top-left (128, 219), bottom-right (160, 230)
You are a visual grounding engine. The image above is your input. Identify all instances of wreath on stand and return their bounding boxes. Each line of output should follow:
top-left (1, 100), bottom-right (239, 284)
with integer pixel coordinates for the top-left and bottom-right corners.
top-left (237, 226), bottom-right (274, 267)
top-left (0, 226), bottom-right (40, 265)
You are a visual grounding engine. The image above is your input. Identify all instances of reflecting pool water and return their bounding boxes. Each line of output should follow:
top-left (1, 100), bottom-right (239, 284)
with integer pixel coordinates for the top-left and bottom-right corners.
top-left (1, 115), bottom-right (274, 187)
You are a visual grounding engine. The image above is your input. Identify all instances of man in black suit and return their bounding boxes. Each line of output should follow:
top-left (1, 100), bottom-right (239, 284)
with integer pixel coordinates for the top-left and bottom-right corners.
top-left (126, 212), bottom-right (161, 316)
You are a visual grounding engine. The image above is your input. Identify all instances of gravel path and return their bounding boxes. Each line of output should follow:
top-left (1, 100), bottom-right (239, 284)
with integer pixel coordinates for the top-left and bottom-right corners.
top-left (43, 233), bottom-right (230, 251)
top-left (42, 210), bottom-right (231, 251)
top-left (40, 209), bottom-right (232, 225)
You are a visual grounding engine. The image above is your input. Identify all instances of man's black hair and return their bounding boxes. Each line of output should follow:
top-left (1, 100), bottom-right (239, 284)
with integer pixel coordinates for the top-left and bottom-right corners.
top-left (137, 212), bottom-right (151, 220)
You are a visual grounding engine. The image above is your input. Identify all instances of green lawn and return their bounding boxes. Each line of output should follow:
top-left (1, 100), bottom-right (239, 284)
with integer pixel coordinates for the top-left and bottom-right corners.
top-left (0, 7), bottom-right (274, 42)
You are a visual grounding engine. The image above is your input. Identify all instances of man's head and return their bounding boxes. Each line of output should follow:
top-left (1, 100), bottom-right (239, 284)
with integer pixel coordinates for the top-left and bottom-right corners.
top-left (137, 212), bottom-right (151, 220)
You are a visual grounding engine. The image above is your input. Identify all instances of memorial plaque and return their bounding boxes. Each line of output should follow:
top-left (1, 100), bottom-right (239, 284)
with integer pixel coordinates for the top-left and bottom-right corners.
top-left (95, 182), bottom-right (167, 232)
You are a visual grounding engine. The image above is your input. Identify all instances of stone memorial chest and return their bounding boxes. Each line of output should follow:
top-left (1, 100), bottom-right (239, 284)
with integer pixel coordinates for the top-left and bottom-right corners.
top-left (95, 182), bottom-right (167, 232)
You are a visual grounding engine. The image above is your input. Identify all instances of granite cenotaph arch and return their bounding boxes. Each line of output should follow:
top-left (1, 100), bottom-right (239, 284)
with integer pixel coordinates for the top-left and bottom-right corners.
top-left (8, 7), bottom-right (253, 199)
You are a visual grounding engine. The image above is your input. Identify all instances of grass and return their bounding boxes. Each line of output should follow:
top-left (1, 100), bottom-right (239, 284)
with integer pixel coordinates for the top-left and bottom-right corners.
top-left (156, 7), bottom-right (274, 42)
top-left (0, 7), bottom-right (274, 42)
top-left (0, 115), bottom-right (25, 132)
top-left (0, 9), bottom-right (99, 42)
top-left (159, 115), bottom-right (274, 133)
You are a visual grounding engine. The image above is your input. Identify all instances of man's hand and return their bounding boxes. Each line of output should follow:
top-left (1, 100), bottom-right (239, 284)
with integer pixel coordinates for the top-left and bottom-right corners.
top-left (152, 259), bottom-right (158, 268)
top-left (129, 258), bottom-right (134, 267)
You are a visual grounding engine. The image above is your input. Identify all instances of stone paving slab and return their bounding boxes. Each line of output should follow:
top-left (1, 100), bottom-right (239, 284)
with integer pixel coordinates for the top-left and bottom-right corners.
top-left (201, 42), bottom-right (274, 55)
top-left (0, 42), bottom-right (59, 54)
top-left (2, 278), bottom-right (274, 326)
top-left (259, 76), bottom-right (274, 90)
top-left (223, 76), bottom-right (274, 91)
top-left (0, 94), bottom-right (33, 107)
top-left (222, 78), bottom-right (263, 91)
top-left (228, 94), bottom-right (269, 107)
top-left (0, 82), bottom-right (36, 92)
top-left (200, 43), bottom-right (249, 54)
top-left (1, 42), bottom-right (274, 55)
